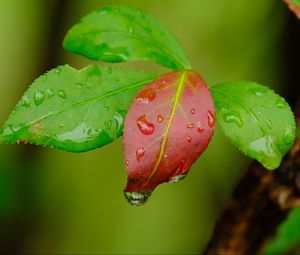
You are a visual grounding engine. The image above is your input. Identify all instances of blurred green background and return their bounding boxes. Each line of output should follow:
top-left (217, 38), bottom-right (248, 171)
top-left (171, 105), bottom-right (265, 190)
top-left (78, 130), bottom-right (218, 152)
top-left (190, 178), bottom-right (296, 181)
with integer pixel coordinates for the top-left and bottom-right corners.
top-left (0, 0), bottom-right (296, 254)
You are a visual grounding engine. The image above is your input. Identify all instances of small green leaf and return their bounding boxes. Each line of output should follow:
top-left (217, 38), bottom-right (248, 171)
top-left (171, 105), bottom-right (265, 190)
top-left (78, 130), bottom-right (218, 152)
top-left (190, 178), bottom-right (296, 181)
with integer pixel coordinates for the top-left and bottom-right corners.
top-left (0, 65), bottom-right (159, 152)
top-left (210, 81), bottom-right (296, 170)
top-left (63, 5), bottom-right (190, 70)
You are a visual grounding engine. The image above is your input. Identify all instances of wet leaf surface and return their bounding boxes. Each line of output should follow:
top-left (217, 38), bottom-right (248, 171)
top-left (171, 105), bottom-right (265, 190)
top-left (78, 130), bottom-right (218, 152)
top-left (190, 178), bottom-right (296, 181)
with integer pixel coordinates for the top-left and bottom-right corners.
top-left (123, 70), bottom-right (215, 205)
top-left (63, 5), bottom-right (190, 70)
top-left (211, 81), bottom-right (296, 170)
top-left (0, 65), bottom-right (159, 152)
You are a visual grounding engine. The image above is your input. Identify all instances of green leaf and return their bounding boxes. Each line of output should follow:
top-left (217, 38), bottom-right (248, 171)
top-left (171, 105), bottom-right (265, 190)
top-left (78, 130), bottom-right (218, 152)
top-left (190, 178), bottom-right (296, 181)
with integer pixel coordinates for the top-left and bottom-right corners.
top-left (63, 5), bottom-right (190, 70)
top-left (0, 65), bottom-right (159, 152)
top-left (264, 208), bottom-right (300, 254)
top-left (210, 81), bottom-right (296, 170)
top-left (292, 0), bottom-right (300, 9)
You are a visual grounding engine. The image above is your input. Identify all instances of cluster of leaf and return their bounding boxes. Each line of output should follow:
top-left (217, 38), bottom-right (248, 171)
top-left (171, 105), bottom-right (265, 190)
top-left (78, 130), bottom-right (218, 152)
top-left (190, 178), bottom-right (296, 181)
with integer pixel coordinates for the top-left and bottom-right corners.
top-left (0, 5), bottom-right (296, 205)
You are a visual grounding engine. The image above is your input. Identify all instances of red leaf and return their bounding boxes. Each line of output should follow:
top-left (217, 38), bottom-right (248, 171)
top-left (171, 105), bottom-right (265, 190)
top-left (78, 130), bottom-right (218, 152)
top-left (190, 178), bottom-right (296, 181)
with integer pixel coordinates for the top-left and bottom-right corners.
top-left (123, 71), bottom-right (215, 205)
top-left (284, 0), bottom-right (300, 20)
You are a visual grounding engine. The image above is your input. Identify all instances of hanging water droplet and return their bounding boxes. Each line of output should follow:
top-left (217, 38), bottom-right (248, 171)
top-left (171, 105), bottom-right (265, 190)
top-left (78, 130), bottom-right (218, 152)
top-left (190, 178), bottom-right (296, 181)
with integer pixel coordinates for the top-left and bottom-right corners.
top-left (124, 191), bottom-right (152, 206)
top-left (169, 174), bottom-right (186, 183)
top-left (105, 120), bottom-right (112, 131)
top-left (157, 114), bottom-right (164, 123)
top-left (20, 96), bottom-right (30, 108)
top-left (223, 111), bottom-right (243, 127)
top-left (136, 147), bottom-right (145, 161)
top-left (186, 123), bottom-right (194, 129)
top-left (58, 90), bottom-right (67, 99)
top-left (125, 160), bottom-right (130, 166)
top-left (136, 88), bottom-right (156, 104)
top-left (275, 98), bottom-right (288, 109)
top-left (191, 108), bottom-right (195, 115)
top-left (46, 88), bottom-right (54, 98)
top-left (196, 121), bottom-right (204, 133)
top-left (137, 115), bottom-right (155, 135)
top-left (33, 90), bottom-right (46, 106)
top-left (207, 111), bottom-right (215, 128)
top-left (187, 136), bottom-right (192, 143)
top-left (249, 87), bottom-right (267, 96)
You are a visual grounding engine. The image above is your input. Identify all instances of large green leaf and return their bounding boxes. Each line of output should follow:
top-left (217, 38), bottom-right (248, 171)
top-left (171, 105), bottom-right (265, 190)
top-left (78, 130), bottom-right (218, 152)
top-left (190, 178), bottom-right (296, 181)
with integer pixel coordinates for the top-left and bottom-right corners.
top-left (210, 81), bottom-right (295, 170)
top-left (0, 65), bottom-right (159, 152)
top-left (63, 5), bottom-right (190, 70)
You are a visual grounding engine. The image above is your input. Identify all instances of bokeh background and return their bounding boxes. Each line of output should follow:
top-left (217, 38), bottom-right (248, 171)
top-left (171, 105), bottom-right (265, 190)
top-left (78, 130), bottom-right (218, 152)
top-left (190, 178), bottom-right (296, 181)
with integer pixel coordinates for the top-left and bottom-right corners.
top-left (0, 0), bottom-right (299, 254)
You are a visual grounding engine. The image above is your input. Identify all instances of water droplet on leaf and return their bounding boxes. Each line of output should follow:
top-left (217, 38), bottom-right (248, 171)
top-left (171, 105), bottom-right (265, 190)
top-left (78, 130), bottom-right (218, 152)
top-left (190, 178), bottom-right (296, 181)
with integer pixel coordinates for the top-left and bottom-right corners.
top-left (136, 88), bottom-right (156, 104)
top-left (136, 147), bottom-right (145, 161)
top-left (54, 67), bottom-right (62, 76)
top-left (46, 88), bottom-right (54, 98)
top-left (157, 114), bottom-right (164, 123)
top-left (137, 115), bottom-right (155, 135)
top-left (186, 123), bottom-right (194, 129)
top-left (58, 90), bottom-right (67, 99)
top-left (275, 98), bottom-right (288, 109)
top-left (75, 82), bottom-right (84, 89)
top-left (169, 174), bottom-right (186, 183)
top-left (196, 121), bottom-right (204, 133)
top-left (33, 90), bottom-right (46, 106)
top-left (125, 160), bottom-right (130, 166)
top-left (207, 111), bottom-right (215, 128)
top-left (187, 136), bottom-right (192, 143)
top-left (191, 108), bottom-right (195, 115)
top-left (20, 96), bottom-right (30, 108)
top-left (124, 191), bottom-right (152, 206)
top-left (223, 111), bottom-right (243, 127)
top-left (105, 120), bottom-right (112, 131)
top-left (113, 76), bottom-right (120, 82)
top-left (249, 87), bottom-right (267, 96)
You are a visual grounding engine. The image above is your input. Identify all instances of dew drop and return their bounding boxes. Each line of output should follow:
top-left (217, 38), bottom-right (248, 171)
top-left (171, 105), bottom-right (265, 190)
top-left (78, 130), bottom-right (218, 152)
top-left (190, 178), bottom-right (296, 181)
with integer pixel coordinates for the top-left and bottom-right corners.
top-left (75, 82), bottom-right (84, 89)
top-left (191, 108), bottom-right (195, 115)
top-left (157, 114), bottom-right (164, 123)
top-left (136, 88), bottom-right (156, 104)
top-left (136, 147), bottom-right (145, 161)
top-left (223, 111), bottom-right (243, 127)
top-left (20, 96), bottom-right (30, 108)
top-left (33, 90), bottom-right (46, 106)
top-left (46, 88), bottom-right (54, 98)
top-left (284, 125), bottom-right (294, 146)
top-left (137, 115), bottom-right (155, 135)
top-left (105, 120), bottom-right (112, 131)
top-left (196, 121), bottom-right (204, 133)
top-left (125, 160), bottom-right (130, 166)
top-left (186, 123), bottom-right (194, 129)
top-left (187, 136), bottom-right (192, 143)
top-left (124, 191), bottom-right (152, 206)
top-left (54, 67), bottom-right (62, 76)
top-left (169, 174), bottom-right (186, 183)
top-left (275, 98), bottom-right (288, 109)
top-left (207, 111), bottom-right (215, 128)
top-left (58, 90), bottom-right (67, 99)
top-left (249, 87), bottom-right (267, 96)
